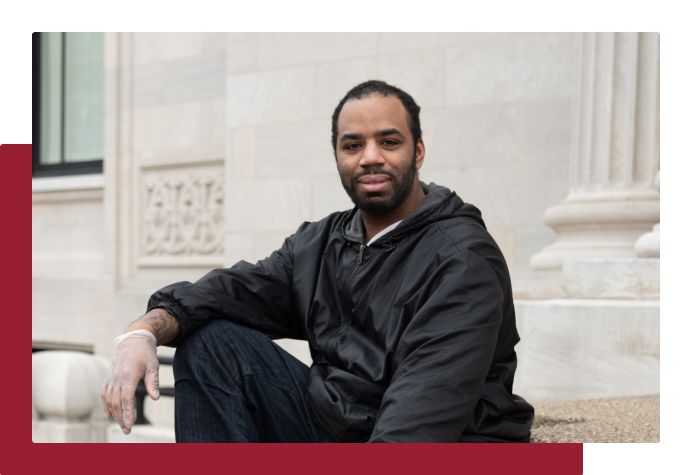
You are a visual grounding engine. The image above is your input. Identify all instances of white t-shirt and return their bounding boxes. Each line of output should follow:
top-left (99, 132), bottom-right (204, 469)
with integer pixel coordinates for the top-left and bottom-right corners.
top-left (366, 220), bottom-right (403, 246)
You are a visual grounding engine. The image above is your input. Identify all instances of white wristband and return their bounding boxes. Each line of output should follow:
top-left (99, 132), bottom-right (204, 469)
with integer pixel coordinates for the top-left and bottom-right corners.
top-left (114, 329), bottom-right (158, 350)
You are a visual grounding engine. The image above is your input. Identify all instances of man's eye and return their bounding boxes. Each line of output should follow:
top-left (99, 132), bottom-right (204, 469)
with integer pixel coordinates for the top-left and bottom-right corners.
top-left (382, 139), bottom-right (398, 146)
top-left (345, 143), bottom-right (361, 150)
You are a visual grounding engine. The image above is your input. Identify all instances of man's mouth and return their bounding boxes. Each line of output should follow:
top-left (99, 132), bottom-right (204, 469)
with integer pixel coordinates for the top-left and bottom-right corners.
top-left (357, 175), bottom-right (391, 193)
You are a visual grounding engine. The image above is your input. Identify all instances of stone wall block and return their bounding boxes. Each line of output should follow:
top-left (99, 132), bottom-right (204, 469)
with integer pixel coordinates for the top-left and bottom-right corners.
top-left (227, 33), bottom-right (261, 75)
top-left (227, 68), bottom-right (315, 128)
top-left (312, 59), bottom-right (382, 120)
top-left (456, 163), bottom-right (569, 227)
top-left (446, 33), bottom-right (575, 107)
top-left (416, 169), bottom-right (463, 198)
top-left (421, 104), bottom-right (518, 169)
top-left (132, 61), bottom-right (163, 108)
top-left (133, 99), bottom-right (225, 156)
top-left (255, 120), bottom-right (335, 178)
top-left (311, 175), bottom-right (354, 222)
top-left (227, 127), bottom-right (256, 182)
top-left (256, 33), bottom-right (378, 71)
top-left (516, 98), bottom-right (572, 163)
top-left (253, 231), bottom-right (300, 263)
top-left (133, 33), bottom-right (203, 65)
top-left (161, 52), bottom-right (226, 104)
top-left (32, 276), bottom-right (114, 348)
top-left (132, 102), bottom-right (202, 153)
top-left (379, 32), bottom-right (525, 55)
top-left (379, 50), bottom-right (446, 109)
top-left (32, 190), bottom-right (106, 275)
top-left (202, 33), bottom-right (228, 55)
top-left (226, 179), bottom-right (312, 233)
top-left (224, 233), bottom-right (255, 268)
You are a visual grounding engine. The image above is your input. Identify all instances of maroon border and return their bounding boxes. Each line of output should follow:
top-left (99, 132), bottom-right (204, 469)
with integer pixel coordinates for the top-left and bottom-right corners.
top-left (10, 143), bottom-right (582, 474)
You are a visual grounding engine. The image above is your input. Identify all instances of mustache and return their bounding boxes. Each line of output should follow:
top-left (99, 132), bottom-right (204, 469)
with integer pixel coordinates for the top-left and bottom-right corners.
top-left (351, 169), bottom-right (395, 182)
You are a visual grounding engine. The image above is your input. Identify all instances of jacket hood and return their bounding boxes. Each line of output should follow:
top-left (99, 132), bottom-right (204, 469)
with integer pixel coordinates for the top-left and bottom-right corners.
top-left (342, 182), bottom-right (486, 244)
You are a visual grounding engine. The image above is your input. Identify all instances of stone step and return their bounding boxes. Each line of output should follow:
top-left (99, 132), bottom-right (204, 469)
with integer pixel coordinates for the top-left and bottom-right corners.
top-left (107, 425), bottom-right (175, 443)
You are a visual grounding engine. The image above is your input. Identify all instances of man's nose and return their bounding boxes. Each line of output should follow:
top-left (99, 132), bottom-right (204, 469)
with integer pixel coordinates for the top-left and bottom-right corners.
top-left (359, 141), bottom-right (385, 167)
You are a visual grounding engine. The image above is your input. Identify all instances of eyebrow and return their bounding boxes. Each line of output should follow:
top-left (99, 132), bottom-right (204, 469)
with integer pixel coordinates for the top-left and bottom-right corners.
top-left (339, 128), bottom-right (405, 145)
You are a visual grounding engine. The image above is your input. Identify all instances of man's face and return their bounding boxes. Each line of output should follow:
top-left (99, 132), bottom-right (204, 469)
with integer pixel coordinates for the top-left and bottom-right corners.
top-left (335, 94), bottom-right (425, 215)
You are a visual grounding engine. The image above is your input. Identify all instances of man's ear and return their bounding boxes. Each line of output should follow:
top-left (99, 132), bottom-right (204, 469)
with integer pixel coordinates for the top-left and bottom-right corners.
top-left (415, 138), bottom-right (426, 170)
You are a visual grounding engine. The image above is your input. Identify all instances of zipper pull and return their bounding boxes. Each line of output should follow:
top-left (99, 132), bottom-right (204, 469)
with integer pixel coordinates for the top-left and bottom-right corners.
top-left (358, 244), bottom-right (365, 265)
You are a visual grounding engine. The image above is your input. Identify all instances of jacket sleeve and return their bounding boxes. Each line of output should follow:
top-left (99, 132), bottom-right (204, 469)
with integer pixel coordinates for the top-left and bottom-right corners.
top-left (146, 230), bottom-right (305, 347)
top-left (368, 249), bottom-right (504, 442)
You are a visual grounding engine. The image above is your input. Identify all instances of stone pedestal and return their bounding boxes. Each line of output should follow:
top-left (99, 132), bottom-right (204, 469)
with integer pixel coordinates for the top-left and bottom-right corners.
top-left (514, 298), bottom-right (659, 403)
top-left (530, 33), bottom-right (659, 272)
top-left (32, 351), bottom-right (115, 443)
top-left (515, 253), bottom-right (660, 402)
top-left (562, 258), bottom-right (659, 300)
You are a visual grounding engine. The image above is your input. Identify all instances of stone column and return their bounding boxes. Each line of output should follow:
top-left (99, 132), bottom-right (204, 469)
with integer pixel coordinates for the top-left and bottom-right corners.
top-left (530, 33), bottom-right (660, 271)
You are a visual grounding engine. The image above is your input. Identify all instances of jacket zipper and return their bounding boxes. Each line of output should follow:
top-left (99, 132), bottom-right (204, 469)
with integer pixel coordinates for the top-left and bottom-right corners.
top-left (325, 242), bottom-right (363, 359)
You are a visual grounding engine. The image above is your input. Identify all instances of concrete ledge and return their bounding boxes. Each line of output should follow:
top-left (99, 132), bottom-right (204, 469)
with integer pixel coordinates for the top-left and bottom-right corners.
top-left (107, 425), bottom-right (176, 443)
top-left (32, 174), bottom-right (104, 192)
top-left (512, 270), bottom-right (563, 300)
top-left (514, 299), bottom-right (659, 403)
top-left (562, 258), bottom-right (659, 299)
top-left (33, 420), bottom-right (92, 443)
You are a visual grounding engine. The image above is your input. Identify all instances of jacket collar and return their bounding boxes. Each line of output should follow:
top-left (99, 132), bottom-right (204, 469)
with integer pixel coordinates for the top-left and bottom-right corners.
top-left (342, 182), bottom-right (459, 245)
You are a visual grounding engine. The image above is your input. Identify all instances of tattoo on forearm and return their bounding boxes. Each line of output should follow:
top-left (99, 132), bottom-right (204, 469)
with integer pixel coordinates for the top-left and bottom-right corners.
top-left (133, 308), bottom-right (181, 346)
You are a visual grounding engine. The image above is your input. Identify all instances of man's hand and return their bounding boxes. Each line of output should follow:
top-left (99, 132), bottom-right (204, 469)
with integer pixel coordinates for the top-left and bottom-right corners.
top-left (101, 308), bottom-right (181, 434)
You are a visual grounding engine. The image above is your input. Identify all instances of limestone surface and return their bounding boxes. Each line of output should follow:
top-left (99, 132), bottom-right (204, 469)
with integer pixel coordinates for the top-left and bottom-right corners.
top-left (562, 258), bottom-right (660, 300)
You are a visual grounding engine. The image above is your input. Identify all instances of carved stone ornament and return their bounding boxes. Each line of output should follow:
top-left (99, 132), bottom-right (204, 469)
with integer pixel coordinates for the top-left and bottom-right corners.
top-left (143, 174), bottom-right (224, 256)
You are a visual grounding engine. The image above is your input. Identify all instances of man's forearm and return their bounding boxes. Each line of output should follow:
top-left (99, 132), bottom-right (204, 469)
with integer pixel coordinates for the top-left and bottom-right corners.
top-left (124, 308), bottom-right (182, 346)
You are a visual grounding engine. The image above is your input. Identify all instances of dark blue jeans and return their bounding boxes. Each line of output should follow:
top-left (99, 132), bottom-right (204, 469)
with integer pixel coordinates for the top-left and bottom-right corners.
top-left (173, 320), bottom-right (338, 443)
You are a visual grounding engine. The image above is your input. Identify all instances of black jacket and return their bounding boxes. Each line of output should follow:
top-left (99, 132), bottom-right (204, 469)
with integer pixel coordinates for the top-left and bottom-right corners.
top-left (148, 183), bottom-right (534, 442)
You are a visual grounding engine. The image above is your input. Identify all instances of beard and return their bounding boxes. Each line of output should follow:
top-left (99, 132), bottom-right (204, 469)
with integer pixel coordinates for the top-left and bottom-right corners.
top-left (339, 151), bottom-right (418, 215)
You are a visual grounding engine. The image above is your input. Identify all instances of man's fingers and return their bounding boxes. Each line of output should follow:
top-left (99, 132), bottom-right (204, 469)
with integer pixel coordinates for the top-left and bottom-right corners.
top-left (122, 397), bottom-right (135, 429)
top-left (105, 385), bottom-right (116, 423)
top-left (101, 385), bottom-right (111, 419)
top-left (121, 383), bottom-right (137, 429)
top-left (110, 385), bottom-right (126, 432)
top-left (144, 367), bottom-right (160, 401)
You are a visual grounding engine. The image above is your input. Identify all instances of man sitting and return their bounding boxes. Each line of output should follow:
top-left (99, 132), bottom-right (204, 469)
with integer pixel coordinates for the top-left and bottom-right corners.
top-left (101, 80), bottom-right (534, 443)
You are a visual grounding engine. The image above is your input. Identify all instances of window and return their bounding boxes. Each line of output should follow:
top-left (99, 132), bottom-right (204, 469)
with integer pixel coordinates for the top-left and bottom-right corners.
top-left (32, 32), bottom-right (104, 177)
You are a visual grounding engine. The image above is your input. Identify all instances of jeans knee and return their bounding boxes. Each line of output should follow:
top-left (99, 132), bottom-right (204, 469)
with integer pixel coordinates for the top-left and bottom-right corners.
top-left (173, 320), bottom-right (245, 372)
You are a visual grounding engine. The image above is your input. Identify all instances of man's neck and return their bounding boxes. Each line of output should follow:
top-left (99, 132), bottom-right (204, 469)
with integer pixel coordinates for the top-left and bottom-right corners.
top-left (361, 182), bottom-right (426, 244)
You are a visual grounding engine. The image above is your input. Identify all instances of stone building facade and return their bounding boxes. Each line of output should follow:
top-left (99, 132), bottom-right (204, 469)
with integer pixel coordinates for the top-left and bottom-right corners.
top-left (32, 33), bottom-right (659, 441)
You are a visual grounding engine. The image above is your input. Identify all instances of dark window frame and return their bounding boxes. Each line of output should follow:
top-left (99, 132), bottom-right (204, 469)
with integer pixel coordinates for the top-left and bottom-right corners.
top-left (32, 32), bottom-right (103, 178)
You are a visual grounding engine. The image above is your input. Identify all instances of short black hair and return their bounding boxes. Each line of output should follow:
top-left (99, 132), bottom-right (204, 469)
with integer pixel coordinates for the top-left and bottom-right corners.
top-left (331, 80), bottom-right (422, 156)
